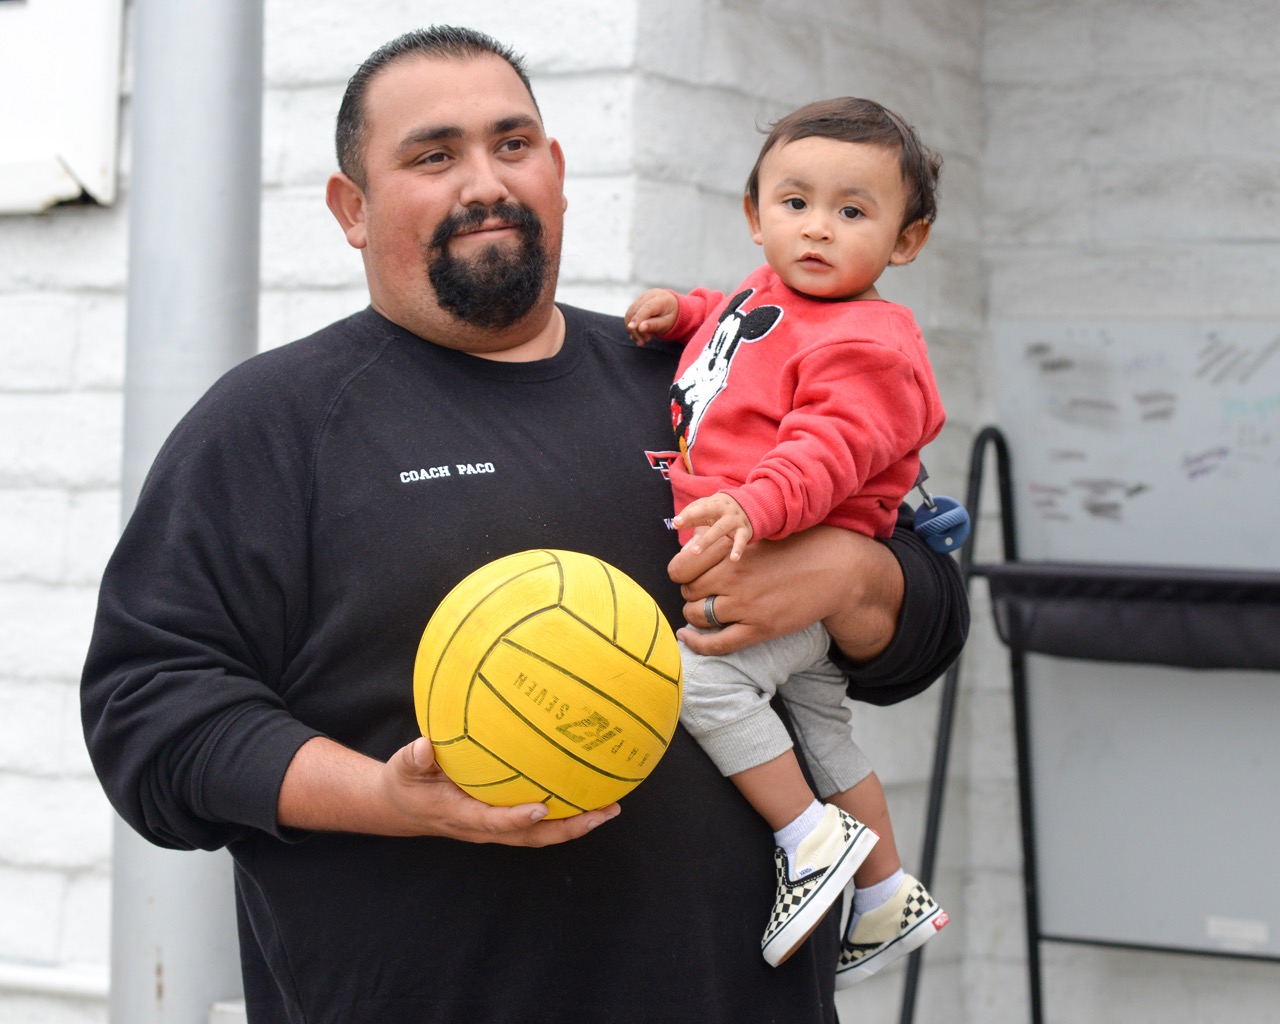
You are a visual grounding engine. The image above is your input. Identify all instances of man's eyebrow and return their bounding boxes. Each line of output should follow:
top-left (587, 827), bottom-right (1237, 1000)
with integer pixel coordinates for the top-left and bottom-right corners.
top-left (396, 124), bottom-right (462, 156)
top-left (492, 113), bottom-right (542, 135)
top-left (395, 114), bottom-right (543, 157)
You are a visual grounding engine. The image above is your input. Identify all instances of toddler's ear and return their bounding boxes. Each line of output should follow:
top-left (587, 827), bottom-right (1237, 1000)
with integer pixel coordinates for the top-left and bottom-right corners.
top-left (742, 195), bottom-right (764, 246)
top-left (889, 219), bottom-right (931, 266)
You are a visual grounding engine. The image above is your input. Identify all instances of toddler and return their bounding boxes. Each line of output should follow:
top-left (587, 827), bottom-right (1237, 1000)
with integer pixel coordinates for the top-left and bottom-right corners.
top-left (626, 97), bottom-right (951, 984)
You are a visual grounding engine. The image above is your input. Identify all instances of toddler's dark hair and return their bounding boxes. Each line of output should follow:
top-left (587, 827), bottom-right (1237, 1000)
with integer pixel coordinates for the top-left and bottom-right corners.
top-left (745, 97), bottom-right (941, 229)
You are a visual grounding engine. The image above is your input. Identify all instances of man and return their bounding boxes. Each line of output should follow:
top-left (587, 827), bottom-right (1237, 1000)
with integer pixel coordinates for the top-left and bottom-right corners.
top-left (82, 26), bottom-right (966, 1023)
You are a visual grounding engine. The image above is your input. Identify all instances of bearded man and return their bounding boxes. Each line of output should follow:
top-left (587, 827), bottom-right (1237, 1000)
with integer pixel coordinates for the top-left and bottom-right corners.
top-left (82, 26), bottom-right (967, 1024)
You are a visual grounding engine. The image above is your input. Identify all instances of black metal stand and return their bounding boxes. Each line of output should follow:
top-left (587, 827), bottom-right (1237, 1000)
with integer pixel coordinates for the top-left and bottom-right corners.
top-left (898, 425), bottom-right (1280, 1024)
top-left (898, 426), bottom-right (1043, 1024)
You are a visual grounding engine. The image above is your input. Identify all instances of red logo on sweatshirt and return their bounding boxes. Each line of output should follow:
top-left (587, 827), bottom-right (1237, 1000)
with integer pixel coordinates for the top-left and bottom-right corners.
top-left (645, 450), bottom-right (681, 480)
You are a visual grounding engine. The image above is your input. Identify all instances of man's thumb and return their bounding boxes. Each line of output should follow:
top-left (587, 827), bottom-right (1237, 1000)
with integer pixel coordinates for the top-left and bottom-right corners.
top-left (402, 736), bottom-right (436, 775)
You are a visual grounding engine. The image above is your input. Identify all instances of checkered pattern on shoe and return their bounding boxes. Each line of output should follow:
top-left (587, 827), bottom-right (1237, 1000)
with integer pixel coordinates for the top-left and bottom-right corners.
top-left (836, 876), bottom-right (948, 987)
top-left (762, 847), bottom-right (816, 940)
top-left (760, 806), bottom-right (877, 967)
top-left (898, 884), bottom-right (937, 927)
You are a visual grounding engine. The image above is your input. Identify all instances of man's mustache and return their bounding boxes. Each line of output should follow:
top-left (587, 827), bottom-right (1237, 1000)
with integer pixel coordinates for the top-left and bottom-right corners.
top-left (429, 203), bottom-right (541, 250)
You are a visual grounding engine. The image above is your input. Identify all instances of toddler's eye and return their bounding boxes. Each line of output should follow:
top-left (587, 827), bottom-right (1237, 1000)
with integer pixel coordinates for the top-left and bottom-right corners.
top-left (784, 197), bottom-right (806, 211)
top-left (839, 206), bottom-right (864, 220)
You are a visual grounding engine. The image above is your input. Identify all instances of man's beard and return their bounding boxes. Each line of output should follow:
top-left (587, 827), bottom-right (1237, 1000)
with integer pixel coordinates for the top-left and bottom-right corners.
top-left (425, 203), bottom-right (550, 330)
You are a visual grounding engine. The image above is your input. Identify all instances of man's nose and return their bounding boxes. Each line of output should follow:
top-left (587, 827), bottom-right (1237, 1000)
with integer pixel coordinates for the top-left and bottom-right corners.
top-left (459, 154), bottom-right (511, 207)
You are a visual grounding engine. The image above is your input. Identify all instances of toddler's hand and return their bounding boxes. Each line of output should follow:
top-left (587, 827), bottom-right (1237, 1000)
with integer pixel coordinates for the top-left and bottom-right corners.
top-left (625, 289), bottom-right (679, 344)
top-left (674, 493), bottom-right (754, 562)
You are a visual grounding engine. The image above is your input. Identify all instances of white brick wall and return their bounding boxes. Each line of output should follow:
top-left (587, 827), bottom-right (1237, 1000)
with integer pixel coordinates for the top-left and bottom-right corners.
top-left (5, 1), bottom-right (1276, 1022)
top-left (978, 1), bottom-right (1280, 1021)
top-left (0, 123), bottom-right (124, 1023)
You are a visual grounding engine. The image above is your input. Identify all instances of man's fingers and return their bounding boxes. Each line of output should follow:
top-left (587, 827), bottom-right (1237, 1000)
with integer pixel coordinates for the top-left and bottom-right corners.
top-left (481, 802), bottom-right (622, 847)
top-left (668, 531), bottom-right (733, 585)
top-left (677, 622), bottom-right (754, 655)
top-left (389, 738), bottom-right (623, 846)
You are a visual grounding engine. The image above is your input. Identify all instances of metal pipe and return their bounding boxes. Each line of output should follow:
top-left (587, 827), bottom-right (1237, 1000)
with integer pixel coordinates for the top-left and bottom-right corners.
top-left (112, 0), bottom-right (264, 1020)
top-left (120, 0), bottom-right (264, 511)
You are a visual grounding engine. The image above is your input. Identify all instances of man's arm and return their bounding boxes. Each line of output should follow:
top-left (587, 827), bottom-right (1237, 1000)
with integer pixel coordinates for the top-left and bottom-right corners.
top-left (668, 508), bottom-right (968, 697)
top-left (668, 524), bottom-right (902, 657)
top-left (276, 735), bottom-right (620, 845)
top-left (836, 503), bottom-right (969, 704)
top-left (83, 347), bottom-right (622, 854)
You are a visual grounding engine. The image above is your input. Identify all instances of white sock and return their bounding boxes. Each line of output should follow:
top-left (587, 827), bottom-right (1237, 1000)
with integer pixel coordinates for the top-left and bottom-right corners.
top-left (848, 867), bottom-right (905, 936)
top-left (773, 800), bottom-right (825, 877)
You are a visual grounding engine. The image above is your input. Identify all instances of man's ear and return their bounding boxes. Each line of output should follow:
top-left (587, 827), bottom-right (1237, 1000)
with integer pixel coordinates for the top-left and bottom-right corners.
top-left (326, 172), bottom-right (368, 249)
top-left (889, 218), bottom-right (931, 266)
top-left (549, 137), bottom-right (568, 212)
top-left (742, 194), bottom-right (764, 246)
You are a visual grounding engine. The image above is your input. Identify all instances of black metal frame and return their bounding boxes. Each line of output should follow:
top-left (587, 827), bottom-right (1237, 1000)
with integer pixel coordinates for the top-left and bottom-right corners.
top-left (898, 425), bottom-right (1043, 1024)
top-left (898, 425), bottom-right (1280, 1024)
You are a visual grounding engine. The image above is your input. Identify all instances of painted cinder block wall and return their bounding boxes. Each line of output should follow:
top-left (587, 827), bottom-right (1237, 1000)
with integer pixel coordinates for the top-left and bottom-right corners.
top-left (1, 0), bottom-right (1276, 1021)
top-left (974, 2), bottom-right (1280, 1021)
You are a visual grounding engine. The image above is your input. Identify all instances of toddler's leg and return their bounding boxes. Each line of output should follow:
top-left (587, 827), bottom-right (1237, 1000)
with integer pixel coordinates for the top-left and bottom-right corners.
top-left (677, 630), bottom-right (802, 781)
top-left (827, 772), bottom-right (901, 888)
top-left (752, 767), bottom-right (878, 968)
top-left (831, 771), bottom-right (949, 987)
top-left (731, 749), bottom-right (820, 831)
top-left (781, 666), bottom-right (951, 988)
top-left (679, 625), bottom-right (879, 967)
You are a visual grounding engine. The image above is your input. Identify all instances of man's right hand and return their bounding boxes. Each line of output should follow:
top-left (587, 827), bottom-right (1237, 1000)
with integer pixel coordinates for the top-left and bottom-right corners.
top-left (668, 523), bottom-right (904, 662)
top-left (278, 735), bottom-right (620, 846)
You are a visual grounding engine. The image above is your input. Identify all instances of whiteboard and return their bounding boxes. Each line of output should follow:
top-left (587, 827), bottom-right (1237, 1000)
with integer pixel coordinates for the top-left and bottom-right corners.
top-left (993, 320), bottom-right (1280, 960)
top-left (995, 321), bottom-right (1280, 569)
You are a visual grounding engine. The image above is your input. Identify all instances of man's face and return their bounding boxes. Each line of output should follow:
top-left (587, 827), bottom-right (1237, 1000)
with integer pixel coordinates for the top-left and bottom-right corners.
top-left (333, 54), bottom-right (567, 352)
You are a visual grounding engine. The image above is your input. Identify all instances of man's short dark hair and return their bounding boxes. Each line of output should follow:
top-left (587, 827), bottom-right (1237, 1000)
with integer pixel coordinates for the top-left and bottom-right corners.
top-left (335, 25), bottom-right (538, 188)
top-left (744, 97), bottom-right (942, 230)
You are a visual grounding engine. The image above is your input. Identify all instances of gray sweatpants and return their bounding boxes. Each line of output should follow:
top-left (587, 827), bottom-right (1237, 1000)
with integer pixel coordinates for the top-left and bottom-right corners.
top-left (678, 622), bottom-right (874, 799)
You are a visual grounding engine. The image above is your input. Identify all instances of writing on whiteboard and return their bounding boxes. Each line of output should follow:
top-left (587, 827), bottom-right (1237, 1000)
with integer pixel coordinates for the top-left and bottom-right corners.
top-left (995, 322), bottom-right (1279, 568)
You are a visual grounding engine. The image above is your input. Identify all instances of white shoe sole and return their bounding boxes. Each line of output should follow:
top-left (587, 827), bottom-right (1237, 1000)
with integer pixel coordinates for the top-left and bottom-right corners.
top-left (835, 902), bottom-right (949, 988)
top-left (762, 825), bottom-right (878, 967)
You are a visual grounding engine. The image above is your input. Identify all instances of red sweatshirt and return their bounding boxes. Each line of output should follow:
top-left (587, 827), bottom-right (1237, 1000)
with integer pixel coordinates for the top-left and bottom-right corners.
top-left (664, 264), bottom-right (945, 541)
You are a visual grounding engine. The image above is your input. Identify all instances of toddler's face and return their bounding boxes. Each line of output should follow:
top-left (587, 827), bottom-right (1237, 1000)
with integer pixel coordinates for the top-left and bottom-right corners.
top-left (745, 136), bottom-right (925, 302)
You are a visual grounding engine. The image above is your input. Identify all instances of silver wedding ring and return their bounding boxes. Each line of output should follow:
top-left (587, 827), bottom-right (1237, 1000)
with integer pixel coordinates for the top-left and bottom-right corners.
top-left (704, 595), bottom-right (725, 630)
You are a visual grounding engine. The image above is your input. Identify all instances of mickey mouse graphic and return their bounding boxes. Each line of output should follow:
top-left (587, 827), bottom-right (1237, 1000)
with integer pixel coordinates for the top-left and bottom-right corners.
top-left (670, 289), bottom-right (782, 470)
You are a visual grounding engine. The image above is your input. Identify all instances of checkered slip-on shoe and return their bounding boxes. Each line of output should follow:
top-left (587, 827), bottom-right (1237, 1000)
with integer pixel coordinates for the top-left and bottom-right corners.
top-left (760, 805), bottom-right (878, 967)
top-left (835, 875), bottom-right (949, 987)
